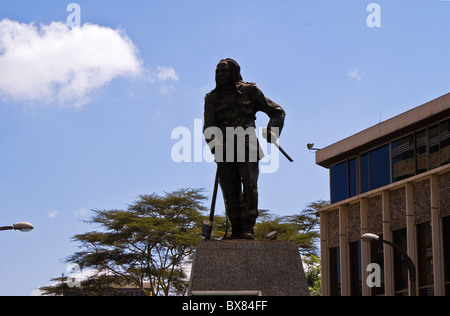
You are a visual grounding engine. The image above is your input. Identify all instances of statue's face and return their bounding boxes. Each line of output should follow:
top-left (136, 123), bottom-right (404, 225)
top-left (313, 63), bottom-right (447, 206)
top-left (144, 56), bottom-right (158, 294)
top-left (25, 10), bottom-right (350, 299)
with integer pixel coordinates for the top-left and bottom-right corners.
top-left (215, 62), bottom-right (232, 87)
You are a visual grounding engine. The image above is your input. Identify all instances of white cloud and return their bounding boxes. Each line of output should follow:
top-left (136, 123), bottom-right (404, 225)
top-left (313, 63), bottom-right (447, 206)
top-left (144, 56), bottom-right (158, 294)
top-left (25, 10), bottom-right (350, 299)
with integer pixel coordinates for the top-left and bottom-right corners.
top-left (73, 207), bottom-right (88, 218)
top-left (347, 68), bottom-right (363, 81)
top-left (145, 66), bottom-right (179, 95)
top-left (48, 209), bottom-right (60, 219)
top-left (0, 19), bottom-right (144, 108)
top-left (153, 66), bottom-right (179, 82)
top-left (159, 84), bottom-right (175, 95)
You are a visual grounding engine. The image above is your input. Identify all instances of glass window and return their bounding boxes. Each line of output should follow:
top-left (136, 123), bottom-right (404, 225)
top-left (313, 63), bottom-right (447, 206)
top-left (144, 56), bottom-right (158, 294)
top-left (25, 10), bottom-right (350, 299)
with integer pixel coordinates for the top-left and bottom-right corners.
top-left (369, 145), bottom-right (390, 189)
top-left (329, 246), bottom-right (341, 296)
top-left (330, 159), bottom-right (357, 204)
top-left (361, 153), bottom-right (369, 193)
top-left (360, 145), bottom-right (390, 193)
top-left (429, 125), bottom-right (440, 169)
top-left (349, 158), bottom-right (357, 198)
top-left (417, 222), bottom-right (433, 296)
top-left (443, 216), bottom-right (450, 296)
top-left (330, 161), bottom-right (348, 204)
top-left (393, 228), bottom-right (408, 296)
top-left (392, 135), bottom-right (415, 182)
top-left (416, 130), bottom-right (427, 174)
top-left (349, 240), bottom-right (362, 296)
top-left (441, 119), bottom-right (450, 166)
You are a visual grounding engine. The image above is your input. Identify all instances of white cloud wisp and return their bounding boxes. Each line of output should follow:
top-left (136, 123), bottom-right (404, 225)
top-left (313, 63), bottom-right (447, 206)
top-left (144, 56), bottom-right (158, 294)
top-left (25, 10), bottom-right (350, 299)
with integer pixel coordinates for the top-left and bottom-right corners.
top-left (347, 68), bottom-right (363, 81)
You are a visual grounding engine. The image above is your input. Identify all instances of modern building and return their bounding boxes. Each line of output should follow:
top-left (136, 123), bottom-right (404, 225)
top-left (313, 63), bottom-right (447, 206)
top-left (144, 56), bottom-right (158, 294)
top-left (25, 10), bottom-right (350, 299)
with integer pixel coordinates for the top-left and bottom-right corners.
top-left (316, 93), bottom-right (450, 296)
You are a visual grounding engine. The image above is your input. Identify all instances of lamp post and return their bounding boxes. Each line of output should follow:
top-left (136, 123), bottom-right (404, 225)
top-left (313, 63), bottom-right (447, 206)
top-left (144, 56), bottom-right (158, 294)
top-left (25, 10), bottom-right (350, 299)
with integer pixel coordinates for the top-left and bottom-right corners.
top-left (0, 222), bottom-right (34, 232)
top-left (361, 233), bottom-right (416, 296)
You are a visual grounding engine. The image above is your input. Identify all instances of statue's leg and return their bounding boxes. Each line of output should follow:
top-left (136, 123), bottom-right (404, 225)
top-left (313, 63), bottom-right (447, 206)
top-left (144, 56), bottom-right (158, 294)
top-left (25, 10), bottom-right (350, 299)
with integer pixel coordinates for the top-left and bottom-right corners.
top-left (218, 162), bottom-right (243, 238)
top-left (239, 161), bottom-right (259, 239)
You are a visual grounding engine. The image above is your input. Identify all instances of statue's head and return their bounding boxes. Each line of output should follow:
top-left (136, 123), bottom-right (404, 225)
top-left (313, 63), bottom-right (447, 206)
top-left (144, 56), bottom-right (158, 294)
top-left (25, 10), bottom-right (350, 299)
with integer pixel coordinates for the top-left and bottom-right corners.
top-left (215, 58), bottom-right (243, 88)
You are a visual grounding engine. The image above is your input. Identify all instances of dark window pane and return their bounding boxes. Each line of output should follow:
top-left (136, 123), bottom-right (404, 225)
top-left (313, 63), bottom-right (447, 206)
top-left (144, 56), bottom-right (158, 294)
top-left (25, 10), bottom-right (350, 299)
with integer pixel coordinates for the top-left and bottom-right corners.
top-left (369, 145), bottom-right (390, 189)
top-left (330, 161), bottom-right (348, 203)
top-left (329, 247), bottom-right (341, 296)
top-left (441, 119), bottom-right (450, 166)
top-left (350, 241), bottom-right (362, 296)
top-left (361, 154), bottom-right (369, 193)
top-left (349, 158), bottom-right (357, 198)
top-left (416, 130), bottom-right (427, 174)
top-left (417, 222), bottom-right (433, 296)
top-left (429, 125), bottom-right (440, 169)
top-left (393, 228), bottom-right (408, 296)
top-left (443, 216), bottom-right (450, 296)
top-left (392, 135), bottom-right (415, 182)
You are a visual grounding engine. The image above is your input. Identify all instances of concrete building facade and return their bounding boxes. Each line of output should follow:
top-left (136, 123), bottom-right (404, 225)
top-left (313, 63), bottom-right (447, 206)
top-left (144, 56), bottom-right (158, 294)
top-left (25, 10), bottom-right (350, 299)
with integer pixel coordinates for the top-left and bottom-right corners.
top-left (316, 93), bottom-right (450, 296)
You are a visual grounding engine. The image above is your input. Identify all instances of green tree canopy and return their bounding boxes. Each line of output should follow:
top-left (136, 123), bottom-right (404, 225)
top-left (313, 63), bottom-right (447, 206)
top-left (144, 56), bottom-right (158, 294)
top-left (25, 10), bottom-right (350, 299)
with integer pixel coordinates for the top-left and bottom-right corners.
top-left (41, 188), bottom-right (206, 296)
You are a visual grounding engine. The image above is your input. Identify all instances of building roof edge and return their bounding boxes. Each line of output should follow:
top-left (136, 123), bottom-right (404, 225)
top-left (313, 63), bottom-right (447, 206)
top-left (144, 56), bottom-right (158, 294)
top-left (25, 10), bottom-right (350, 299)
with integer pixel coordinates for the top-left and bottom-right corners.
top-left (316, 92), bottom-right (450, 168)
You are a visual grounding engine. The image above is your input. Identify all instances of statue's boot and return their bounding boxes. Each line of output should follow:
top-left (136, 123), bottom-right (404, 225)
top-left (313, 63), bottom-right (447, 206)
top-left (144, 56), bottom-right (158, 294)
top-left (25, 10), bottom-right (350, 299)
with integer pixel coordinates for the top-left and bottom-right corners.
top-left (230, 220), bottom-right (243, 239)
top-left (241, 220), bottom-right (255, 240)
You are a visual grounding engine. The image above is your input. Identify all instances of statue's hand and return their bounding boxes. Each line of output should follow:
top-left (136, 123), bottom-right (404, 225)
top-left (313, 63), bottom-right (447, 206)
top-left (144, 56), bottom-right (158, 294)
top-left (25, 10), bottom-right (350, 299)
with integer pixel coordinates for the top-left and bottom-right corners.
top-left (262, 128), bottom-right (278, 144)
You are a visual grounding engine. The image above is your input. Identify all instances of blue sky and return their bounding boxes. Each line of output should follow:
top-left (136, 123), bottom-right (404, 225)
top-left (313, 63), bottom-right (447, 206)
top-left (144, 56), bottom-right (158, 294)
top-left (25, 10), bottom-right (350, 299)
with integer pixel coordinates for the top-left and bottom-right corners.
top-left (1, 0), bottom-right (450, 295)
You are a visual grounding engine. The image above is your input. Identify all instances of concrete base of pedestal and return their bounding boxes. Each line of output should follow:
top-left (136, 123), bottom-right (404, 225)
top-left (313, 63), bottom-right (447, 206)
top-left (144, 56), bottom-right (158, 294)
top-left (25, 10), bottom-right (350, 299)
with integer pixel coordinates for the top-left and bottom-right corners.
top-left (188, 240), bottom-right (309, 296)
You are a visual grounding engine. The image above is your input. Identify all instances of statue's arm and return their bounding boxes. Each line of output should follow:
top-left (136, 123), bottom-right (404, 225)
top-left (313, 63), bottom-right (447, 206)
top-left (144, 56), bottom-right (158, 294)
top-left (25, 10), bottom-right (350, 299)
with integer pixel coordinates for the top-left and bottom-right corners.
top-left (203, 96), bottom-right (223, 154)
top-left (203, 96), bottom-right (215, 132)
top-left (251, 85), bottom-right (286, 139)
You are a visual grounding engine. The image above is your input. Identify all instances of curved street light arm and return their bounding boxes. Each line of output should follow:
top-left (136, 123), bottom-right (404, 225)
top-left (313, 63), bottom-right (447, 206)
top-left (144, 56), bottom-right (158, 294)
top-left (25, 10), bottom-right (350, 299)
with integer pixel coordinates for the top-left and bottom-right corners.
top-left (362, 233), bottom-right (417, 296)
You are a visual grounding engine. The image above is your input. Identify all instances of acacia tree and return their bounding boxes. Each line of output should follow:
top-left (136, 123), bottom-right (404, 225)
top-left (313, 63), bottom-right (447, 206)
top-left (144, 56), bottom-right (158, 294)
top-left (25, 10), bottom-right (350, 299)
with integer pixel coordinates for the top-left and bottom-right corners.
top-left (43, 189), bottom-right (206, 296)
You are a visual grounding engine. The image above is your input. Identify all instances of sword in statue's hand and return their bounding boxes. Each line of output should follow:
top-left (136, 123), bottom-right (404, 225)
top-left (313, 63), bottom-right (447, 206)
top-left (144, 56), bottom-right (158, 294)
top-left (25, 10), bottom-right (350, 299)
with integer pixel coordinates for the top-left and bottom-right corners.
top-left (262, 128), bottom-right (294, 163)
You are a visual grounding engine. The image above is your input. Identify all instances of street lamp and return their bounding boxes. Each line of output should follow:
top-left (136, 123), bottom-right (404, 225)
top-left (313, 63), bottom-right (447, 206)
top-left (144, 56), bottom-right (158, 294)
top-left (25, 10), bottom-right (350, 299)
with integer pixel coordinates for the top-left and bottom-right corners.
top-left (361, 233), bottom-right (416, 296)
top-left (0, 222), bottom-right (34, 232)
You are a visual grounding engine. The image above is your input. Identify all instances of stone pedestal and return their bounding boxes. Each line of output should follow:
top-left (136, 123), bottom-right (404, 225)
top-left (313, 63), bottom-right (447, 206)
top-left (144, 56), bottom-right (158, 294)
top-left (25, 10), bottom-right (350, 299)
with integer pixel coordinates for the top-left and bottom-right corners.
top-left (188, 240), bottom-right (309, 296)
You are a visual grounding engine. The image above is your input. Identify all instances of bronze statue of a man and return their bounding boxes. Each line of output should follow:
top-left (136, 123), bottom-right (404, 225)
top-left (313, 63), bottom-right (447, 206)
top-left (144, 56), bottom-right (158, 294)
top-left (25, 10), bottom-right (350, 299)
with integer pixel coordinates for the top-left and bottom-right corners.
top-left (203, 58), bottom-right (285, 239)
